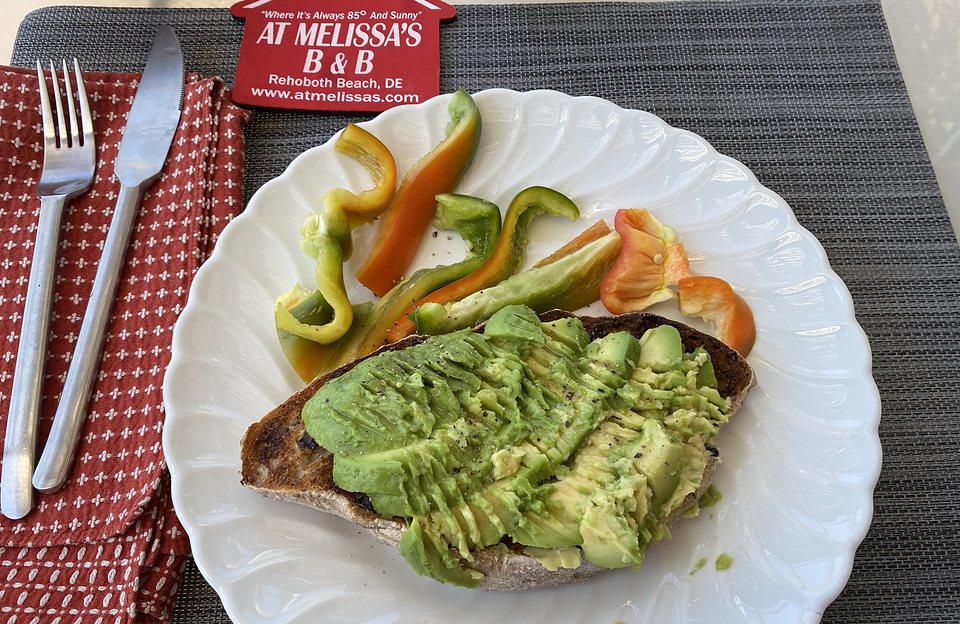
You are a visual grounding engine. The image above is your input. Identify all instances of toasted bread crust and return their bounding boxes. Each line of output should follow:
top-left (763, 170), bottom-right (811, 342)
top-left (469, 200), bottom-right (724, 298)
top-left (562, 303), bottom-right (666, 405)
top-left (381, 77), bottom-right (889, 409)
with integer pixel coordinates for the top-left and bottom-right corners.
top-left (240, 311), bottom-right (755, 590)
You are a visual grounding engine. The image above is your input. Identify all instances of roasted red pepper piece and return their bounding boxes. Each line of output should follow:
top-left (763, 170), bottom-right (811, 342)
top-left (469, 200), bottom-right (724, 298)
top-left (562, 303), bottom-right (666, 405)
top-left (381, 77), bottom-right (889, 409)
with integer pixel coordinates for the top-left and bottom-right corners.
top-left (386, 186), bottom-right (580, 342)
top-left (600, 208), bottom-right (691, 314)
top-left (677, 276), bottom-right (756, 356)
top-left (354, 89), bottom-right (482, 297)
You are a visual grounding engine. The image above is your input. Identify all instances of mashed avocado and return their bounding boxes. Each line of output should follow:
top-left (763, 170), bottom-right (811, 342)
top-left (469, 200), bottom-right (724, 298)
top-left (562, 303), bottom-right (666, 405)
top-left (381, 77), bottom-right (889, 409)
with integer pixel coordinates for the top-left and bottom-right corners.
top-left (690, 557), bottom-right (708, 575)
top-left (302, 305), bottom-right (731, 587)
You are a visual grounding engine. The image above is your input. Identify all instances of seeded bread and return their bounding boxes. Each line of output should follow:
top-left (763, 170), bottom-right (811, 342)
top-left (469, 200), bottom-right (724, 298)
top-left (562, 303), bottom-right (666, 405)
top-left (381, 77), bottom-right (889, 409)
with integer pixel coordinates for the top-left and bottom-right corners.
top-left (240, 310), bottom-right (756, 590)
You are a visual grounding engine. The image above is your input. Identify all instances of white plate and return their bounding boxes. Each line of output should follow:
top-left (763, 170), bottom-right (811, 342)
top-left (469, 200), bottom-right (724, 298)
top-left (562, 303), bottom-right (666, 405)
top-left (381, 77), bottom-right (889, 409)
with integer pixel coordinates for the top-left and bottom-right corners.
top-left (163, 89), bottom-right (882, 624)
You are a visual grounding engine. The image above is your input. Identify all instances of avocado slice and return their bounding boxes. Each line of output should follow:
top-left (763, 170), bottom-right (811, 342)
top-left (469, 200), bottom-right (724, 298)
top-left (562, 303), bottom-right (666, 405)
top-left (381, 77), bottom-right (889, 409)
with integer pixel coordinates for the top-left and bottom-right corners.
top-left (629, 419), bottom-right (687, 509)
top-left (579, 495), bottom-right (643, 569)
top-left (483, 304), bottom-right (546, 346)
top-left (686, 346), bottom-right (719, 389)
top-left (637, 325), bottom-right (684, 372)
top-left (582, 331), bottom-right (641, 388)
top-left (400, 517), bottom-right (485, 588)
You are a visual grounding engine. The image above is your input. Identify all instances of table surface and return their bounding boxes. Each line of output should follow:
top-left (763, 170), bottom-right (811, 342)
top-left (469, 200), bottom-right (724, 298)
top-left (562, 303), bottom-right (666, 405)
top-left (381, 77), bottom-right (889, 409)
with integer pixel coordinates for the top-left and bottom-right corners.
top-left (2, 0), bottom-right (959, 246)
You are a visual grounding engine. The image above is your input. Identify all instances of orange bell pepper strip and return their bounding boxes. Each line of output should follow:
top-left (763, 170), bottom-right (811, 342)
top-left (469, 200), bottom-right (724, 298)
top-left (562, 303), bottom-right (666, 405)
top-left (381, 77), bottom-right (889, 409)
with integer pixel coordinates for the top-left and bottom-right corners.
top-left (354, 89), bottom-right (482, 297)
top-left (385, 186), bottom-right (580, 342)
top-left (677, 276), bottom-right (756, 356)
top-left (600, 208), bottom-right (691, 314)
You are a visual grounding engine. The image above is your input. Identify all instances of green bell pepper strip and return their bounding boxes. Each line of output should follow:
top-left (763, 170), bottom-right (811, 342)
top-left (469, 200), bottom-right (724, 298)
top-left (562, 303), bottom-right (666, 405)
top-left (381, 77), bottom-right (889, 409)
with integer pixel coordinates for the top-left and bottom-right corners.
top-left (315, 192), bottom-right (503, 374)
top-left (387, 186), bottom-right (580, 342)
top-left (413, 231), bottom-right (623, 336)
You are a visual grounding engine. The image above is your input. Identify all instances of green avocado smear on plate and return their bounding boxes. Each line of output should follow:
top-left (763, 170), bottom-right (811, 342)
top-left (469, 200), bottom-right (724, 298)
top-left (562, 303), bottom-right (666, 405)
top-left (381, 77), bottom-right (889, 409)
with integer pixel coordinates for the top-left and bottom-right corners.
top-left (302, 305), bottom-right (730, 587)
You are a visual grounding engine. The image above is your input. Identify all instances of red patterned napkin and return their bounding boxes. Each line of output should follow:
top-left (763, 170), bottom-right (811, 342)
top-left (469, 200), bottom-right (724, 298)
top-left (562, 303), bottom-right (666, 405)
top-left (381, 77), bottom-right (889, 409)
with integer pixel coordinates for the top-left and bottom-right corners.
top-left (0, 66), bottom-right (252, 622)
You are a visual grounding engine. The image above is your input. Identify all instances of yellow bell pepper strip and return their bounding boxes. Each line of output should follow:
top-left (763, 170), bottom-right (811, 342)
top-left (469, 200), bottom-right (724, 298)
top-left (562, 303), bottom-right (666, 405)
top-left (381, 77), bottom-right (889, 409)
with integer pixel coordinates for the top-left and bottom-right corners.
top-left (275, 210), bottom-right (354, 344)
top-left (355, 89), bottom-right (482, 297)
top-left (329, 193), bottom-right (502, 368)
top-left (274, 284), bottom-right (373, 382)
top-left (413, 231), bottom-right (622, 336)
top-left (600, 208), bottom-right (691, 314)
top-left (322, 123), bottom-right (398, 241)
top-left (677, 276), bottom-right (756, 356)
top-left (386, 186), bottom-right (580, 342)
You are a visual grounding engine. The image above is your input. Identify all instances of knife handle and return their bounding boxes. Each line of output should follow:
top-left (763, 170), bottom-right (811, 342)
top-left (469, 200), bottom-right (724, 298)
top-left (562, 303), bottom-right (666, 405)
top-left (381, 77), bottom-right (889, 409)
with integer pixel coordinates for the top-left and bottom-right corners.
top-left (33, 182), bottom-right (144, 494)
top-left (1, 195), bottom-right (67, 518)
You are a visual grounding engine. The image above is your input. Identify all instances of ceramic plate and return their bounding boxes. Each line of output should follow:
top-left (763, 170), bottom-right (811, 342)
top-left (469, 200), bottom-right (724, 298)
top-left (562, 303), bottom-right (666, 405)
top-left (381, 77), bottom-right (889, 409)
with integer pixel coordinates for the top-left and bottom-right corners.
top-left (163, 89), bottom-right (882, 624)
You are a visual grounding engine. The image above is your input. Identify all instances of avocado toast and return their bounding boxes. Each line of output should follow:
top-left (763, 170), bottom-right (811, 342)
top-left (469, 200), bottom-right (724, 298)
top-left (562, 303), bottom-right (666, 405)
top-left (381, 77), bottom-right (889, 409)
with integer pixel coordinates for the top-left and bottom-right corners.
top-left (240, 307), bottom-right (755, 590)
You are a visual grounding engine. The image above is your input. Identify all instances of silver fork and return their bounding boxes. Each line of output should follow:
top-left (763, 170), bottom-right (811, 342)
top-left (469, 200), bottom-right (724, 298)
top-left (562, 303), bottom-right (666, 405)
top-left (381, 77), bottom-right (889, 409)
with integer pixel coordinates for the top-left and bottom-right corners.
top-left (1, 60), bottom-right (96, 520)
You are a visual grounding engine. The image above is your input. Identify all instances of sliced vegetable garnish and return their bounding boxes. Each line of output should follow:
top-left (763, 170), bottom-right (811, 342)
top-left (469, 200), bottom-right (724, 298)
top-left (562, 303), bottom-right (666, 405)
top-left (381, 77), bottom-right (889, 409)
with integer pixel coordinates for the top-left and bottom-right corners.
top-left (677, 276), bottom-right (756, 356)
top-left (531, 219), bottom-right (611, 269)
top-left (322, 123), bottom-right (398, 236)
top-left (387, 186), bottom-right (580, 342)
top-left (340, 193), bottom-right (502, 364)
top-left (355, 89), bottom-right (482, 297)
top-left (286, 193), bottom-right (502, 379)
top-left (273, 124), bottom-right (397, 356)
top-left (413, 231), bottom-right (622, 336)
top-left (274, 284), bottom-right (373, 382)
top-left (600, 208), bottom-right (691, 314)
top-left (276, 211), bottom-right (354, 345)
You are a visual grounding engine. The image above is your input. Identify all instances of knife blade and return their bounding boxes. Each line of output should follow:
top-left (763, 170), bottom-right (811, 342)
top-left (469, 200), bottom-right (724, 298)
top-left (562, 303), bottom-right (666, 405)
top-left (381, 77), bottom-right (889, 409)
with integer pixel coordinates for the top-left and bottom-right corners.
top-left (31, 25), bottom-right (184, 494)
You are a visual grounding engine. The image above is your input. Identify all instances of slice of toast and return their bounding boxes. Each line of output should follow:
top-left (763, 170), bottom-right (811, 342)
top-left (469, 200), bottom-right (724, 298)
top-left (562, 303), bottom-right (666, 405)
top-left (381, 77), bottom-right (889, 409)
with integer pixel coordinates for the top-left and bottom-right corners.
top-left (240, 310), bottom-right (756, 590)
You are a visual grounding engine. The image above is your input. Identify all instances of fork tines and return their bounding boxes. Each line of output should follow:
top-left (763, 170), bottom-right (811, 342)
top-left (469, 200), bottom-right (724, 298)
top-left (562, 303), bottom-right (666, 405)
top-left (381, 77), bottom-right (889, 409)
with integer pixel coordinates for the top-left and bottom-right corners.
top-left (36, 59), bottom-right (93, 151)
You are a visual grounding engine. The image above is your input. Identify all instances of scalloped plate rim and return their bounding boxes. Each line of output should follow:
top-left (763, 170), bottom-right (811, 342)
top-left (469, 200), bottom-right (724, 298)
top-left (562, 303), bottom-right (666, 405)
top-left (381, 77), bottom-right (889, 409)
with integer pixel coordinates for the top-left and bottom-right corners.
top-left (163, 88), bottom-right (882, 624)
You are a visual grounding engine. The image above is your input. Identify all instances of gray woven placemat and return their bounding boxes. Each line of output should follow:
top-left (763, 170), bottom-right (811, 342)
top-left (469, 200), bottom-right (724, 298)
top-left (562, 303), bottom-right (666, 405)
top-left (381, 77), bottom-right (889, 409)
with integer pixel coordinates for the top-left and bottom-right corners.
top-left (13, 1), bottom-right (960, 623)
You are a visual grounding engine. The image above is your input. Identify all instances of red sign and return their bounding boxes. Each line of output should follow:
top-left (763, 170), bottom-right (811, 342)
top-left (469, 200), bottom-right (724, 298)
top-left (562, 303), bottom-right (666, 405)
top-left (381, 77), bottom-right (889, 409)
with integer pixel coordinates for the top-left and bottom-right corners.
top-left (230, 0), bottom-right (456, 112)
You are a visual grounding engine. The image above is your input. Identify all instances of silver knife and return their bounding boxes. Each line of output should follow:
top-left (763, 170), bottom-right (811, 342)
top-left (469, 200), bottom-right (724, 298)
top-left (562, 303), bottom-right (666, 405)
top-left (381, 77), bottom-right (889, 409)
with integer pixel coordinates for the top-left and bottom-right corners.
top-left (31, 25), bottom-right (184, 494)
